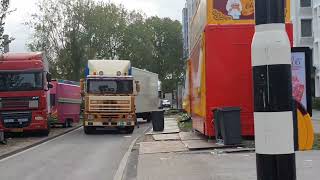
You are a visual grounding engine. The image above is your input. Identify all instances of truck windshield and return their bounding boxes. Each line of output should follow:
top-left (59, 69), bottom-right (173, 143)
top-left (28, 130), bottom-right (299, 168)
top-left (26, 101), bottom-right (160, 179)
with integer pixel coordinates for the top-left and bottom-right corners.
top-left (0, 72), bottom-right (43, 92)
top-left (87, 79), bottom-right (133, 94)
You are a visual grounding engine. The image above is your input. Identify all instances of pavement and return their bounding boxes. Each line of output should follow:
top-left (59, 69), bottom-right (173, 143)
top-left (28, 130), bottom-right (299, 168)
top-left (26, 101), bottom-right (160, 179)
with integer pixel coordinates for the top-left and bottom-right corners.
top-left (135, 116), bottom-right (320, 180)
top-left (137, 151), bottom-right (320, 180)
top-left (0, 122), bottom-right (150, 180)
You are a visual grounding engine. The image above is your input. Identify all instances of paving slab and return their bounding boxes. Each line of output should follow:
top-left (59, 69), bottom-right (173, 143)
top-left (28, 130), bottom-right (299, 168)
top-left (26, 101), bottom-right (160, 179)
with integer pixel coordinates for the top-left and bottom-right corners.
top-left (137, 150), bottom-right (320, 180)
top-left (146, 128), bottom-right (180, 135)
top-left (139, 141), bottom-right (188, 154)
top-left (152, 133), bottom-right (180, 141)
top-left (182, 140), bottom-right (237, 150)
top-left (179, 132), bottom-right (203, 141)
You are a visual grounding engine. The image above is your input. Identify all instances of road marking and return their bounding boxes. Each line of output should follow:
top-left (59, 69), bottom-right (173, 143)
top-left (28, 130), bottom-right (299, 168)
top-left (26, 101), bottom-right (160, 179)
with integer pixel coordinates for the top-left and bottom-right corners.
top-left (114, 126), bottom-right (151, 180)
top-left (0, 127), bottom-right (82, 162)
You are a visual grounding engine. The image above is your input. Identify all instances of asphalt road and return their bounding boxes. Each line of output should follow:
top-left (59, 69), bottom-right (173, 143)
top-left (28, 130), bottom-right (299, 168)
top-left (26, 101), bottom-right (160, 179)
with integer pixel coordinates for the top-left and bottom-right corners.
top-left (0, 123), bottom-right (150, 180)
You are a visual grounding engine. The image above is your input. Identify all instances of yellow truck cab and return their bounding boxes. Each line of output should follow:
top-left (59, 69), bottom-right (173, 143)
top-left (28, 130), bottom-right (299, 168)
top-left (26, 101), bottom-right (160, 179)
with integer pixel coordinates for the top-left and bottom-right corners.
top-left (81, 60), bottom-right (139, 134)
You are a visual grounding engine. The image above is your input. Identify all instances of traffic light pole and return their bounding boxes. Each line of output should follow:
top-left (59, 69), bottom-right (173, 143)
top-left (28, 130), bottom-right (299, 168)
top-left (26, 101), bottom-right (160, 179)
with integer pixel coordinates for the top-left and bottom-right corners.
top-left (252, 0), bottom-right (296, 180)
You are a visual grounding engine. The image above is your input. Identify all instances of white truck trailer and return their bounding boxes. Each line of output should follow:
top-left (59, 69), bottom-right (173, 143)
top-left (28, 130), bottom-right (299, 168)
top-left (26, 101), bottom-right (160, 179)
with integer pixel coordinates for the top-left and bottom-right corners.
top-left (132, 68), bottom-right (160, 122)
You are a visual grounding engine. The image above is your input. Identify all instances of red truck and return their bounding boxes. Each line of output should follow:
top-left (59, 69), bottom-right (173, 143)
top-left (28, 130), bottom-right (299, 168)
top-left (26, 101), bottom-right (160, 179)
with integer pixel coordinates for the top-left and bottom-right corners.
top-left (50, 80), bottom-right (81, 127)
top-left (0, 52), bottom-right (52, 136)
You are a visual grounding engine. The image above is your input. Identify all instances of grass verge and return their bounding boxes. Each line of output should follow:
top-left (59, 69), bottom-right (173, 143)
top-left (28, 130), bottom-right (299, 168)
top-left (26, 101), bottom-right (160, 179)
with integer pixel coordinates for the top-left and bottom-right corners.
top-left (177, 113), bottom-right (192, 132)
top-left (313, 134), bottom-right (320, 150)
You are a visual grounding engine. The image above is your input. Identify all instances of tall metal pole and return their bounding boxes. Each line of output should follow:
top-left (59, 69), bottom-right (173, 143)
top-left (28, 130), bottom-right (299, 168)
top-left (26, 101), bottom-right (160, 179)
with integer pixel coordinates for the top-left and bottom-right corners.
top-left (252, 0), bottom-right (296, 180)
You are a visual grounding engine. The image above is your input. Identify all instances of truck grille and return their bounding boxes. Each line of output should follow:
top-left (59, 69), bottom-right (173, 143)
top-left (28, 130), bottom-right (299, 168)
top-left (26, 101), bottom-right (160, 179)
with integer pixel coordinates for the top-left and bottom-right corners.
top-left (1, 112), bottom-right (32, 128)
top-left (89, 98), bottom-right (132, 112)
top-left (1, 97), bottom-right (31, 109)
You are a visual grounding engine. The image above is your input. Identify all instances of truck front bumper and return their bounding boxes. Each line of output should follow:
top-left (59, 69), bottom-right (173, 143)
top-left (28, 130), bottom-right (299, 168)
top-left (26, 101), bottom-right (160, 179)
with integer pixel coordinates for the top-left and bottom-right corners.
top-left (84, 120), bottom-right (135, 127)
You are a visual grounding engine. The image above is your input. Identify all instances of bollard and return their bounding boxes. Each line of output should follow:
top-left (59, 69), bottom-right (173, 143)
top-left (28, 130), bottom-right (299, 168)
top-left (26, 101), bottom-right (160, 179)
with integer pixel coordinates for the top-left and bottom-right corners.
top-left (252, 0), bottom-right (296, 179)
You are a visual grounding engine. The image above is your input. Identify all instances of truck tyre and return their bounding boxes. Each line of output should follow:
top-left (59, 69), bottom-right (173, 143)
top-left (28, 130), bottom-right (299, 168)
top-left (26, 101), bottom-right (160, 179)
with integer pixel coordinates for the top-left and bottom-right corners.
top-left (146, 113), bottom-right (152, 123)
top-left (63, 120), bottom-right (68, 128)
top-left (40, 121), bottom-right (51, 136)
top-left (84, 127), bottom-right (94, 135)
top-left (67, 119), bottom-right (73, 128)
top-left (125, 127), bottom-right (135, 134)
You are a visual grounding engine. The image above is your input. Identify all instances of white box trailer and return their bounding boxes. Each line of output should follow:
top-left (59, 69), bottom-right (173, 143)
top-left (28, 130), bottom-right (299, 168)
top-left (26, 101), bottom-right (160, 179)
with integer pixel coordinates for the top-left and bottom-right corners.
top-left (132, 67), bottom-right (160, 121)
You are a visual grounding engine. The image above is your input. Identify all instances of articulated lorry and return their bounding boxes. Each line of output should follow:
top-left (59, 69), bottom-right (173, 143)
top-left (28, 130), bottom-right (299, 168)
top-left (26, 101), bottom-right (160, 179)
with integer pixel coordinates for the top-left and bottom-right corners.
top-left (132, 68), bottom-right (160, 122)
top-left (81, 60), bottom-right (140, 134)
top-left (0, 52), bottom-right (52, 135)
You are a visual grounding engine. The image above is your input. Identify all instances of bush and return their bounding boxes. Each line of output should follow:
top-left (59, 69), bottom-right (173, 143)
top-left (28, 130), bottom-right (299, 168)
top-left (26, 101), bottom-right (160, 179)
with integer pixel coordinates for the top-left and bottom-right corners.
top-left (312, 98), bottom-right (320, 110)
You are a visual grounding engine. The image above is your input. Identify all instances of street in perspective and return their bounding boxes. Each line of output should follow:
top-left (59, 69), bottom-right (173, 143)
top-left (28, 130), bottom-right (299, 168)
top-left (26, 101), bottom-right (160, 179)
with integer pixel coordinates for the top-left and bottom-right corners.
top-left (1, 0), bottom-right (320, 180)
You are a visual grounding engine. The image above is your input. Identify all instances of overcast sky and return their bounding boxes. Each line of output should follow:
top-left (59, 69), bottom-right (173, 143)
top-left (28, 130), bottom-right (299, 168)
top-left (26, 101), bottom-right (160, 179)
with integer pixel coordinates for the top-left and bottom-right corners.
top-left (4, 0), bottom-right (185, 52)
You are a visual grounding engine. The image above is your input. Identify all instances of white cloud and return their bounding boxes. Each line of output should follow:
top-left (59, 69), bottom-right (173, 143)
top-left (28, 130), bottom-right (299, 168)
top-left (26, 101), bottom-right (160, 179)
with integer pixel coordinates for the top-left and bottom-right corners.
top-left (4, 0), bottom-right (185, 52)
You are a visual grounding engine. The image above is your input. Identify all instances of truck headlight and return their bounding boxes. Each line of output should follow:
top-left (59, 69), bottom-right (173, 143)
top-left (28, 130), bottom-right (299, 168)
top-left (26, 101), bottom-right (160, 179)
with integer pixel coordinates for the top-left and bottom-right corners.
top-left (35, 116), bottom-right (44, 121)
top-left (29, 100), bottom-right (39, 108)
top-left (128, 115), bottom-right (133, 119)
top-left (87, 115), bottom-right (94, 120)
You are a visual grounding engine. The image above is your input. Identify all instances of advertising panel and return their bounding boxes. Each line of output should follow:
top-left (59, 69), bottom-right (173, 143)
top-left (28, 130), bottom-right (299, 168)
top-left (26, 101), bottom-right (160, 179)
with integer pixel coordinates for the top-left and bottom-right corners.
top-left (291, 47), bottom-right (313, 115)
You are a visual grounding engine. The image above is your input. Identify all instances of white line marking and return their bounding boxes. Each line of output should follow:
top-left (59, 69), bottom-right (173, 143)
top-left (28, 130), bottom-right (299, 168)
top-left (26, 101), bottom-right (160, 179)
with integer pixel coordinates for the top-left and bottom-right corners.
top-left (0, 127), bottom-right (82, 162)
top-left (113, 126), bottom-right (151, 180)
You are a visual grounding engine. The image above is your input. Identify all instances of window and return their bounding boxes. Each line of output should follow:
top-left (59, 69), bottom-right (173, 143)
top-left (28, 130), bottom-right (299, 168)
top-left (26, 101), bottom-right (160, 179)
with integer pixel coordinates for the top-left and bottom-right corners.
top-left (301, 19), bottom-right (313, 37)
top-left (300, 0), bottom-right (311, 7)
top-left (0, 72), bottom-right (43, 92)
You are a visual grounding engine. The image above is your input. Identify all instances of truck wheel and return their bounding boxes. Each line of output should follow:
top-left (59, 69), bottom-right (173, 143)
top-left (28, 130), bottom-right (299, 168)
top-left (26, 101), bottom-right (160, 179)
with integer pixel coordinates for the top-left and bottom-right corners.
top-left (67, 120), bottom-right (73, 128)
top-left (40, 128), bottom-right (50, 137)
top-left (63, 120), bottom-right (68, 128)
top-left (146, 113), bottom-right (152, 123)
top-left (125, 127), bottom-right (135, 134)
top-left (84, 127), bottom-right (94, 135)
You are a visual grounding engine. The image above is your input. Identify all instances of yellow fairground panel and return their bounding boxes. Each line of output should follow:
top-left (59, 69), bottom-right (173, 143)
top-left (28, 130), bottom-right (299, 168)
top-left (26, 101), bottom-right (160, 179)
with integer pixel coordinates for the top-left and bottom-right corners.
top-left (297, 110), bottom-right (314, 151)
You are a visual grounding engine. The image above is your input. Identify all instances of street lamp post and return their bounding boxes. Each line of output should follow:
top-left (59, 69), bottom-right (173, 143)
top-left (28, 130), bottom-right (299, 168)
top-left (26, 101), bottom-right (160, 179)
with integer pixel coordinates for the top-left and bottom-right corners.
top-left (252, 0), bottom-right (296, 180)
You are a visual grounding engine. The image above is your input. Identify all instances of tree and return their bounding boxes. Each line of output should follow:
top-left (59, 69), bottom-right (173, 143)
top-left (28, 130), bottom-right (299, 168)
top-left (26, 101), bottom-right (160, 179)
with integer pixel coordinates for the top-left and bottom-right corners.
top-left (0, 0), bottom-right (13, 52)
top-left (145, 17), bottom-right (184, 93)
top-left (27, 0), bottom-right (184, 92)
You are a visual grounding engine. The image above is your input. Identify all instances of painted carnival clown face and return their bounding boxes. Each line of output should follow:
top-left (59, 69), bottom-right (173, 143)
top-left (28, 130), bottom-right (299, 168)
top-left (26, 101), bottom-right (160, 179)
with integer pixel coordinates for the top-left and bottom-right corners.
top-left (226, 0), bottom-right (243, 20)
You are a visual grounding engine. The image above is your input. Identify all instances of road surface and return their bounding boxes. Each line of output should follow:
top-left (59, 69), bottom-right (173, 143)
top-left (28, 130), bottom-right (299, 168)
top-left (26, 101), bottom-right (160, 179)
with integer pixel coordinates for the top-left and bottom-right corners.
top-left (0, 123), bottom-right (150, 180)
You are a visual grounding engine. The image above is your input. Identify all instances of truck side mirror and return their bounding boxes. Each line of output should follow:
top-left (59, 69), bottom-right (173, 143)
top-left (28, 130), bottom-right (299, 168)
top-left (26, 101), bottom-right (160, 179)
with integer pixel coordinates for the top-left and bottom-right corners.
top-left (135, 81), bottom-right (140, 93)
top-left (48, 83), bottom-right (53, 89)
top-left (46, 73), bottom-right (52, 82)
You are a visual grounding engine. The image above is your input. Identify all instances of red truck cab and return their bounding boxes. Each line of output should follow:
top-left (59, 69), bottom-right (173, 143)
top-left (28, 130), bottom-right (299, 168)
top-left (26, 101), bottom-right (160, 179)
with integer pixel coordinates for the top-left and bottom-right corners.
top-left (0, 52), bottom-right (52, 135)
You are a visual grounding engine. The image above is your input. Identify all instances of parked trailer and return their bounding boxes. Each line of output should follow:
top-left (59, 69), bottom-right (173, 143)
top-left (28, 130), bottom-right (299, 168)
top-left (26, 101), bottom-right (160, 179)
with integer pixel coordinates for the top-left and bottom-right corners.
top-left (183, 0), bottom-right (293, 138)
top-left (184, 24), bottom-right (293, 138)
top-left (132, 68), bottom-right (160, 122)
top-left (0, 52), bottom-right (52, 136)
top-left (50, 80), bottom-right (81, 127)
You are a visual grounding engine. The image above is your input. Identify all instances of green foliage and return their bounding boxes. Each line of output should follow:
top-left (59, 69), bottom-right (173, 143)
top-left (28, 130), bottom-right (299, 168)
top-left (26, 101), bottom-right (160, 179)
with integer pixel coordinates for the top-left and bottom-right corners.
top-left (0, 0), bottom-right (13, 52)
top-left (314, 134), bottom-right (320, 150)
top-left (177, 113), bottom-right (192, 132)
top-left (312, 97), bottom-right (320, 110)
top-left (27, 0), bottom-right (184, 92)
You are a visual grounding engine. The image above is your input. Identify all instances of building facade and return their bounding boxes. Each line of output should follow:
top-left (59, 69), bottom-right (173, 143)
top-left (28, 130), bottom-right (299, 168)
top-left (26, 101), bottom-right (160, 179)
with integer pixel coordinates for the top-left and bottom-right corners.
top-left (182, 7), bottom-right (189, 59)
top-left (313, 0), bottom-right (320, 96)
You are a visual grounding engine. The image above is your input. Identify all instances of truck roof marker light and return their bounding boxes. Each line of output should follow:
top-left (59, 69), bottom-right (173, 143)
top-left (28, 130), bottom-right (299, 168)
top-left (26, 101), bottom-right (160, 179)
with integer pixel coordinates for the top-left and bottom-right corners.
top-left (93, 72), bottom-right (97, 75)
top-left (117, 71), bottom-right (122, 76)
top-left (99, 71), bottom-right (104, 76)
